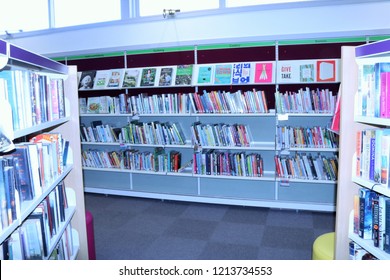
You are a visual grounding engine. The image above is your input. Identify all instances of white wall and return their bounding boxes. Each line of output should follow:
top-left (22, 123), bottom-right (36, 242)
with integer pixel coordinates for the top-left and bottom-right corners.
top-left (7, 1), bottom-right (390, 57)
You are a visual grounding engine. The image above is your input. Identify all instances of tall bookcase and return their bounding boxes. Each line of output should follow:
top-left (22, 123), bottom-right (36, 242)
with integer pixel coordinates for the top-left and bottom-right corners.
top-left (0, 39), bottom-right (88, 259)
top-left (335, 39), bottom-right (390, 260)
top-left (75, 43), bottom-right (341, 212)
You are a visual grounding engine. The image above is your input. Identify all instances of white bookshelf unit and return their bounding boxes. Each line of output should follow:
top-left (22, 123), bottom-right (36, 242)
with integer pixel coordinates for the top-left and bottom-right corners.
top-left (78, 45), bottom-right (340, 212)
top-left (335, 39), bottom-right (390, 260)
top-left (0, 39), bottom-right (88, 259)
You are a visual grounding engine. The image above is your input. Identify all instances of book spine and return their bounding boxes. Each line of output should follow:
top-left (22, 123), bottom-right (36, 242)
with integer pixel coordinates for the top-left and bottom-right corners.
top-left (372, 193), bottom-right (380, 247)
top-left (359, 188), bottom-right (373, 239)
top-left (380, 72), bottom-right (390, 117)
top-left (385, 198), bottom-right (390, 253)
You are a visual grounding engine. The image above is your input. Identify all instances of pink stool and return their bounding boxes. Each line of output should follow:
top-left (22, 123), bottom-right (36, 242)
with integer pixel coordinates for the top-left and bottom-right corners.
top-left (85, 210), bottom-right (96, 260)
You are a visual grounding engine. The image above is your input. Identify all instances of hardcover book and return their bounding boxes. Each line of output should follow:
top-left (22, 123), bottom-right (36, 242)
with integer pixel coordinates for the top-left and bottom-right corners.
top-left (78, 70), bottom-right (96, 90)
top-left (380, 132), bottom-right (390, 186)
top-left (214, 64), bottom-right (232, 85)
top-left (106, 69), bottom-right (125, 88)
top-left (158, 67), bottom-right (174, 86)
top-left (7, 146), bottom-right (34, 202)
top-left (232, 63), bottom-right (251, 84)
top-left (380, 71), bottom-right (390, 118)
top-left (300, 64), bottom-right (315, 82)
top-left (197, 65), bottom-right (214, 85)
top-left (374, 62), bottom-right (390, 117)
top-left (122, 68), bottom-right (141, 88)
top-left (140, 68), bottom-right (157, 87)
top-left (359, 188), bottom-right (374, 239)
top-left (254, 62), bottom-right (273, 83)
top-left (175, 65), bottom-right (193, 86)
top-left (79, 98), bottom-right (87, 114)
top-left (359, 64), bottom-right (375, 117)
top-left (372, 193), bottom-right (380, 247)
top-left (93, 70), bottom-right (110, 89)
top-left (86, 96), bottom-right (111, 114)
top-left (385, 198), bottom-right (390, 253)
top-left (317, 60), bottom-right (336, 82)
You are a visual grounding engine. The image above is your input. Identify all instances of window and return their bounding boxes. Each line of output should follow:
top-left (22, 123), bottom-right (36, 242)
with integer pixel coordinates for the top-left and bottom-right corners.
top-left (53, 0), bottom-right (121, 28)
top-left (226, 0), bottom-right (311, 7)
top-left (0, 0), bottom-right (49, 35)
top-left (139, 0), bottom-right (219, 17)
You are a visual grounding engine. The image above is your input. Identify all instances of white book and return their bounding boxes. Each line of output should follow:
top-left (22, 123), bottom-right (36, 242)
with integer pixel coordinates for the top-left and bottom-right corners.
top-left (93, 70), bottom-right (110, 89)
top-left (106, 69), bottom-right (125, 88)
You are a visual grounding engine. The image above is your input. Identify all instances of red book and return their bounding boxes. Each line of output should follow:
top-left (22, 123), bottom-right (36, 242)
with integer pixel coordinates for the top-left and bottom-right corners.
top-left (330, 92), bottom-right (341, 133)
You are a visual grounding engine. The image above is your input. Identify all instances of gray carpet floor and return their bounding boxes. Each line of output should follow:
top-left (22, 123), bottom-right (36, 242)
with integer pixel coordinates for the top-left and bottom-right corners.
top-left (84, 193), bottom-right (336, 260)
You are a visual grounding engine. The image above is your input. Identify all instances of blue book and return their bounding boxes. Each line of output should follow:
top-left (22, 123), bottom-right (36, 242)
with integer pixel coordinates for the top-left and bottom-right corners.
top-left (0, 70), bottom-right (19, 130)
top-left (359, 188), bottom-right (375, 239)
top-left (385, 198), bottom-right (390, 253)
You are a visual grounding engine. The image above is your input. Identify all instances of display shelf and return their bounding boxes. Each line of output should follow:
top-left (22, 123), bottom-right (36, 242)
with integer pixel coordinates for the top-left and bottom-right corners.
top-left (78, 45), bottom-right (339, 212)
top-left (0, 39), bottom-right (87, 260)
top-left (13, 118), bottom-right (70, 139)
top-left (348, 211), bottom-right (390, 260)
top-left (44, 188), bottom-right (76, 260)
top-left (335, 39), bottom-right (390, 259)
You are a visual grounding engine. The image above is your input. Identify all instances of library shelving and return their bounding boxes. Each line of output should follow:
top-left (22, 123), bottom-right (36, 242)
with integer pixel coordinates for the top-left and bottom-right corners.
top-left (335, 39), bottom-right (390, 260)
top-left (0, 39), bottom-right (88, 259)
top-left (75, 43), bottom-right (341, 212)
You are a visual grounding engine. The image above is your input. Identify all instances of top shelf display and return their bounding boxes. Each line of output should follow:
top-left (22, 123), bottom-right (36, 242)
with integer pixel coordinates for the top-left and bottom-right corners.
top-left (0, 38), bottom-right (68, 74)
top-left (78, 58), bottom-right (340, 91)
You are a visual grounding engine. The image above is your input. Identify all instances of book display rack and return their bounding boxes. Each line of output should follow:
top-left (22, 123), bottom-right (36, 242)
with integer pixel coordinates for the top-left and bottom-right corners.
top-left (336, 39), bottom-right (390, 260)
top-left (73, 42), bottom-right (348, 212)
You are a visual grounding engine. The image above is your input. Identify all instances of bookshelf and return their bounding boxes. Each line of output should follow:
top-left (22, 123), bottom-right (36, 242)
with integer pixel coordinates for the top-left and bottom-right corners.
top-left (0, 39), bottom-right (88, 259)
top-left (335, 39), bottom-right (390, 260)
top-left (76, 44), bottom-right (340, 212)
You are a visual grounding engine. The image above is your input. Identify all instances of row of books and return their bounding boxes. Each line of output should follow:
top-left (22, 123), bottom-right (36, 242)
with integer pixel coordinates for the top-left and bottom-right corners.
top-left (0, 132), bottom-right (69, 231)
top-left (80, 89), bottom-right (270, 116)
top-left (353, 188), bottom-right (390, 255)
top-left (0, 183), bottom-right (72, 260)
top-left (0, 70), bottom-right (66, 131)
top-left (349, 241), bottom-right (379, 260)
top-left (78, 63), bottom-right (257, 90)
top-left (80, 120), bottom-right (187, 146)
top-left (81, 148), bottom-right (183, 173)
top-left (191, 122), bottom-right (252, 147)
top-left (357, 62), bottom-right (390, 118)
top-left (80, 88), bottom-right (336, 116)
top-left (274, 153), bottom-right (338, 181)
top-left (193, 150), bottom-right (264, 177)
top-left (356, 129), bottom-right (390, 187)
top-left (276, 125), bottom-right (339, 149)
top-left (78, 59), bottom-right (339, 91)
top-left (274, 87), bottom-right (337, 114)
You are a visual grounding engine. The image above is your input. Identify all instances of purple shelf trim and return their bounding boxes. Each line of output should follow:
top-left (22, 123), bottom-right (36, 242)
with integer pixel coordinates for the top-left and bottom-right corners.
top-left (355, 39), bottom-right (390, 58)
top-left (0, 39), bottom-right (7, 56)
top-left (9, 44), bottom-right (68, 74)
